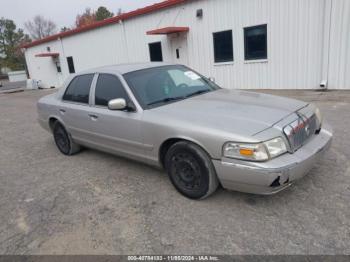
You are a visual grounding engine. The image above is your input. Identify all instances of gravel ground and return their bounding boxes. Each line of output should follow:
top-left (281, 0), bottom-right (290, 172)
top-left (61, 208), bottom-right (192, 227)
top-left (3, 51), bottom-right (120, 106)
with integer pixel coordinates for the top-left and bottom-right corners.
top-left (0, 89), bottom-right (349, 255)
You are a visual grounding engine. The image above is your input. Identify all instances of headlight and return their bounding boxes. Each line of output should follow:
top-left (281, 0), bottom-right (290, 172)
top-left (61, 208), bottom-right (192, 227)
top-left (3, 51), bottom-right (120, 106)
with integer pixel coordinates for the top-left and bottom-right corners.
top-left (223, 137), bottom-right (287, 161)
top-left (264, 137), bottom-right (287, 158)
top-left (223, 142), bottom-right (269, 161)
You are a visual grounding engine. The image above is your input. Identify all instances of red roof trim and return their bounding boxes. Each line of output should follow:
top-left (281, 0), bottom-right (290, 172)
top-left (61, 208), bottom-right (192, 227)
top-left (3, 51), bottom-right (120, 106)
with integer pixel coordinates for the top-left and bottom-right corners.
top-left (22, 0), bottom-right (188, 48)
top-left (35, 53), bottom-right (60, 57)
top-left (147, 26), bottom-right (189, 35)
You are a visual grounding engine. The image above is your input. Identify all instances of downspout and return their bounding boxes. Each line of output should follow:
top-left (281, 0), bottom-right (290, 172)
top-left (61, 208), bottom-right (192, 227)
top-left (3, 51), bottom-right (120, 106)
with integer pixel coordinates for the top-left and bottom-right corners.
top-left (58, 37), bottom-right (66, 66)
top-left (21, 48), bottom-right (30, 79)
top-left (320, 0), bottom-right (333, 89)
top-left (119, 20), bottom-right (130, 62)
top-left (58, 37), bottom-right (66, 87)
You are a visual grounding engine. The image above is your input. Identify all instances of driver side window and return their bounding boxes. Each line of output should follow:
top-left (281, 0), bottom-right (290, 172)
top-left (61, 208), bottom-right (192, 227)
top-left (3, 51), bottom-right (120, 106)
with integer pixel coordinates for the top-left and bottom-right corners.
top-left (95, 74), bottom-right (129, 106)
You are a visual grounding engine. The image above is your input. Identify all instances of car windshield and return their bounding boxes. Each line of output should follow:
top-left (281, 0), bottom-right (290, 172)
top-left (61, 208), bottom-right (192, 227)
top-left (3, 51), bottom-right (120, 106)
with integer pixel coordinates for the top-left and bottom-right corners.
top-left (123, 65), bottom-right (221, 109)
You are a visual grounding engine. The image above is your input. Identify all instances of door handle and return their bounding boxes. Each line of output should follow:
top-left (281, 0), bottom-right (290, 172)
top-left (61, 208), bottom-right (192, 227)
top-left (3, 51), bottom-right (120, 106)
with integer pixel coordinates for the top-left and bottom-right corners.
top-left (88, 114), bottom-right (98, 120)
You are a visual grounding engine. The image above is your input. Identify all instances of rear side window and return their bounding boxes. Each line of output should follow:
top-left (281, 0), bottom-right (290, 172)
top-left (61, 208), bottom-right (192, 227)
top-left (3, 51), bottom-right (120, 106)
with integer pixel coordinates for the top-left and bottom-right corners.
top-left (63, 74), bottom-right (94, 104)
top-left (95, 74), bottom-right (129, 106)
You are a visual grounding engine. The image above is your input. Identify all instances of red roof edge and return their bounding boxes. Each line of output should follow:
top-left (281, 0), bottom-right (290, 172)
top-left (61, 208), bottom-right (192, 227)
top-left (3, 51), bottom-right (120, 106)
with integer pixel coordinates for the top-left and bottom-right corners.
top-left (147, 26), bottom-right (189, 35)
top-left (22, 0), bottom-right (188, 49)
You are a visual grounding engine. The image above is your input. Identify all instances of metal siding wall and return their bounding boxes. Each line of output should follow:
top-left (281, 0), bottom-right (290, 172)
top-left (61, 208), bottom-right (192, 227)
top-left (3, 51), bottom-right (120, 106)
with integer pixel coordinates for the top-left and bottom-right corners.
top-left (61, 24), bottom-right (122, 71)
top-left (120, 5), bottom-right (197, 63)
top-left (24, 41), bottom-right (65, 88)
top-left (24, 0), bottom-right (349, 89)
top-left (182, 0), bottom-right (325, 89)
top-left (327, 0), bottom-right (350, 89)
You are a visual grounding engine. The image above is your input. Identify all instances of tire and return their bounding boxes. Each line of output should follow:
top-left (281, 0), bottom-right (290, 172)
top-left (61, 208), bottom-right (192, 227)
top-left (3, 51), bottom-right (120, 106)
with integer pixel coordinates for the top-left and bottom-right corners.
top-left (53, 121), bottom-right (81, 155)
top-left (165, 141), bottom-right (219, 199)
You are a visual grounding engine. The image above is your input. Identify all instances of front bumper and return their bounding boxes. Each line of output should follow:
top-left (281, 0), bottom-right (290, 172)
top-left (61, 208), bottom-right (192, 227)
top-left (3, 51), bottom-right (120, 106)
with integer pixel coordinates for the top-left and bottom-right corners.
top-left (213, 123), bottom-right (333, 195)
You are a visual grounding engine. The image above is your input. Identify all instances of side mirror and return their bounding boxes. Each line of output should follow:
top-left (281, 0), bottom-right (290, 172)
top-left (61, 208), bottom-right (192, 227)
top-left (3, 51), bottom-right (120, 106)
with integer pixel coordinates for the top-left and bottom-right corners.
top-left (108, 98), bottom-right (126, 110)
top-left (209, 77), bottom-right (215, 83)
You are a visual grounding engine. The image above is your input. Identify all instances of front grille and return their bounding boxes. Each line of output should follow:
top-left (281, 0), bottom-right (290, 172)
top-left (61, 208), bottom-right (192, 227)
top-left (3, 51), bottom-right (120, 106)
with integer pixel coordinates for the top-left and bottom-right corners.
top-left (283, 114), bottom-right (317, 152)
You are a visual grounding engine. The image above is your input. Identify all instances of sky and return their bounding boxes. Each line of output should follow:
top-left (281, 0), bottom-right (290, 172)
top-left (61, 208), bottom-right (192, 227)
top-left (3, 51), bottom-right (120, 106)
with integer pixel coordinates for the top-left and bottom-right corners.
top-left (0, 0), bottom-right (160, 32)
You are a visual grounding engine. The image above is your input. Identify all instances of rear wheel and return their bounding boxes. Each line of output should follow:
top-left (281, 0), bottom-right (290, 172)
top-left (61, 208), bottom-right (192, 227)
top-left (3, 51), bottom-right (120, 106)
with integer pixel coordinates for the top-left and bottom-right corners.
top-left (53, 121), bottom-right (81, 155)
top-left (165, 141), bottom-right (219, 199)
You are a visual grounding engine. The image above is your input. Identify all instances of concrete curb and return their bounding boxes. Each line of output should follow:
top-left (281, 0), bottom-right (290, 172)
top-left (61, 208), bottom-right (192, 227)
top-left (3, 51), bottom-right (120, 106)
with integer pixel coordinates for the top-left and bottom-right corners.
top-left (0, 87), bottom-right (25, 94)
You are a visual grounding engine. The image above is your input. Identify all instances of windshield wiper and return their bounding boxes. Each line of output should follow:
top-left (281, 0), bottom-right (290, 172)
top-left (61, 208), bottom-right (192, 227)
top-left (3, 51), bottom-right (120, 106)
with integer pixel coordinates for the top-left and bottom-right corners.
top-left (147, 96), bottom-right (185, 106)
top-left (147, 90), bottom-right (211, 107)
top-left (186, 89), bottom-right (211, 98)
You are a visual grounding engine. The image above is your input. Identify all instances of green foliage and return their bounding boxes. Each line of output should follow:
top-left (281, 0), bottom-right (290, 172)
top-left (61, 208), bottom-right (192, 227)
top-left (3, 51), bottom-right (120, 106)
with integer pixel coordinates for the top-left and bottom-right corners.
top-left (95, 6), bottom-right (114, 21)
top-left (0, 17), bottom-right (31, 71)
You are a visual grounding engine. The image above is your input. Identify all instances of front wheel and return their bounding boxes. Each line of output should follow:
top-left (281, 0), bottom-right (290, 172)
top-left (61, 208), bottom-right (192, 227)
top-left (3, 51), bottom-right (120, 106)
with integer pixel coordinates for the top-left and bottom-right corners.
top-left (165, 141), bottom-right (219, 199)
top-left (53, 121), bottom-right (81, 155)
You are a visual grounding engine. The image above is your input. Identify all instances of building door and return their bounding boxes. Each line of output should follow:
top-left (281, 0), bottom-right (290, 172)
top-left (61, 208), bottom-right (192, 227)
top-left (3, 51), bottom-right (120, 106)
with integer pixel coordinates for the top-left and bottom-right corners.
top-left (170, 33), bottom-right (189, 65)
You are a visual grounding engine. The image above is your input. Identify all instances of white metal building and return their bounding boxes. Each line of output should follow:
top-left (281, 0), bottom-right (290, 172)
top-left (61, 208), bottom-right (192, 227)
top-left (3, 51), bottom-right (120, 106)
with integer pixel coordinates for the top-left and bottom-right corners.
top-left (23, 0), bottom-right (350, 89)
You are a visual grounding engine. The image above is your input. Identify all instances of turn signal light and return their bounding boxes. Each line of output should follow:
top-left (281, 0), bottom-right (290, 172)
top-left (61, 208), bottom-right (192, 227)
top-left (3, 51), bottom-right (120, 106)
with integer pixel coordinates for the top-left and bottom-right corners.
top-left (239, 148), bottom-right (254, 156)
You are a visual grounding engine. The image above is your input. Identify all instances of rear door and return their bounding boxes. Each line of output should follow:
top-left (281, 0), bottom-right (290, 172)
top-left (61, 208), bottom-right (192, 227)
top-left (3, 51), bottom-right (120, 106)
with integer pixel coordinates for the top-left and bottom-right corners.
top-left (58, 74), bottom-right (95, 141)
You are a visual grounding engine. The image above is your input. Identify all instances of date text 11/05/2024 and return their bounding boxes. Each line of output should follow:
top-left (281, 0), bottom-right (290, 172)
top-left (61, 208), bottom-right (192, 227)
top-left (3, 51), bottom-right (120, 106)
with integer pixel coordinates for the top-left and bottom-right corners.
top-left (127, 256), bottom-right (219, 261)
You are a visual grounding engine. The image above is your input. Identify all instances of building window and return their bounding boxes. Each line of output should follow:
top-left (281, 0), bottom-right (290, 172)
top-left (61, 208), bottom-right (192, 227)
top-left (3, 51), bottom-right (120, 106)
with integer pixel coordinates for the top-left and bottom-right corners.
top-left (213, 30), bottom-right (233, 63)
top-left (176, 49), bottom-right (180, 59)
top-left (63, 74), bottom-right (94, 104)
top-left (95, 74), bottom-right (130, 106)
top-left (244, 24), bottom-right (267, 60)
top-left (149, 42), bottom-right (163, 62)
top-left (67, 56), bottom-right (75, 73)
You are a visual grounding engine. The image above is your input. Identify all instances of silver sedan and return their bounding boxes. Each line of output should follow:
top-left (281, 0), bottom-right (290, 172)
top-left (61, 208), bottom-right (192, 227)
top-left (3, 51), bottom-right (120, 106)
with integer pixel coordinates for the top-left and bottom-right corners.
top-left (37, 63), bottom-right (332, 199)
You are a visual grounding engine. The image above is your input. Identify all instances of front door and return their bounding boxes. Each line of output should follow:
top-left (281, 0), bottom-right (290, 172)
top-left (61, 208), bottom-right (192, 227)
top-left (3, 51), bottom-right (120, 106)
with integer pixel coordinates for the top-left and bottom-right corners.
top-left (86, 73), bottom-right (145, 158)
top-left (170, 33), bottom-right (189, 65)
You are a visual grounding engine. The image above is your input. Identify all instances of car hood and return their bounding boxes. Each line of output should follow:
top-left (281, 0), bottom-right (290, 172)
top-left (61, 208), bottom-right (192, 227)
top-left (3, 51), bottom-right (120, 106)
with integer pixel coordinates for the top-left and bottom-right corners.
top-left (147, 89), bottom-right (308, 137)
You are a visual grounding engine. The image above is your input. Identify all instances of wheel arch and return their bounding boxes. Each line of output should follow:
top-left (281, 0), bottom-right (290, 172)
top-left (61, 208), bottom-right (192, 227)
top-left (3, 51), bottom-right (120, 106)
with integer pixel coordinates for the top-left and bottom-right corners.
top-left (48, 115), bottom-right (65, 132)
top-left (158, 137), bottom-right (213, 169)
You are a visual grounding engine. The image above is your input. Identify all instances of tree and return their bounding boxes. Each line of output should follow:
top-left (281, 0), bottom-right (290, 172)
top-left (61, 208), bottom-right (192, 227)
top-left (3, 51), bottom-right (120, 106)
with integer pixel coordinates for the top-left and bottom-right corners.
top-left (116, 8), bottom-right (123, 16)
top-left (75, 8), bottom-right (96, 28)
top-left (0, 17), bottom-right (31, 70)
top-left (25, 15), bottom-right (57, 40)
top-left (95, 6), bottom-right (114, 21)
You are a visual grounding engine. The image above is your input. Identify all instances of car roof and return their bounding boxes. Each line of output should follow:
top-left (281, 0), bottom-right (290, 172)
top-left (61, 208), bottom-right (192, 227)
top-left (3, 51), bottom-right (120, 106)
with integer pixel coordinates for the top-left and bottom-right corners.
top-left (79, 62), bottom-right (176, 75)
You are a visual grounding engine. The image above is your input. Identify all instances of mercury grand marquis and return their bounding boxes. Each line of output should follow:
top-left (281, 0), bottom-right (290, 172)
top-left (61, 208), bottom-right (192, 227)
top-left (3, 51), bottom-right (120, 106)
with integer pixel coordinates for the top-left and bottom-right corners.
top-left (37, 63), bottom-right (333, 199)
